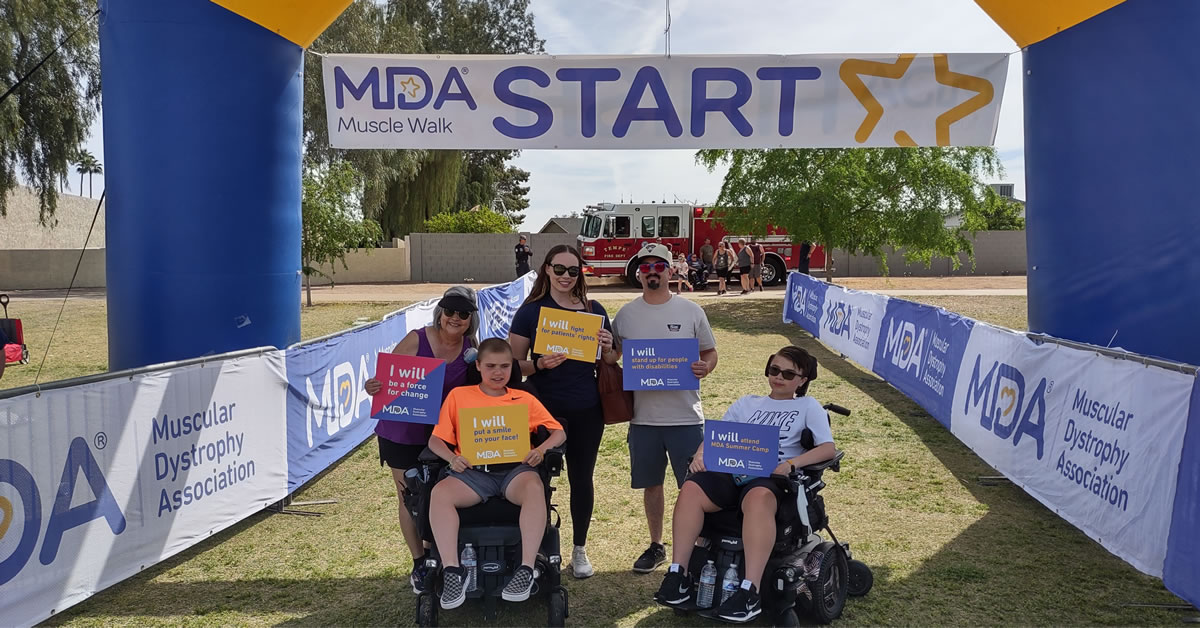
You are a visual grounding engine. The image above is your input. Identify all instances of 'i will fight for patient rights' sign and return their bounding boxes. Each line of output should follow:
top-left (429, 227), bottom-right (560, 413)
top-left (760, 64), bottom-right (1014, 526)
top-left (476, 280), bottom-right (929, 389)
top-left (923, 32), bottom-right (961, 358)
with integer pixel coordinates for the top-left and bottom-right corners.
top-left (370, 353), bottom-right (445, 423)
top-left (622, 338), bottom-right (700, 390)
top-left (704, 419), bottom-right (781, 477)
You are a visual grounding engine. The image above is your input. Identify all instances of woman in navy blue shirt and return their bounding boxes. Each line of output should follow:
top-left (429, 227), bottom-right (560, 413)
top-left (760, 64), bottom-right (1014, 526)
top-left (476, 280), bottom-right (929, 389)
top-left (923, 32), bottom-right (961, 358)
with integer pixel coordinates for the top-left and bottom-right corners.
top-left (508, 244), bottom-right (615, 579)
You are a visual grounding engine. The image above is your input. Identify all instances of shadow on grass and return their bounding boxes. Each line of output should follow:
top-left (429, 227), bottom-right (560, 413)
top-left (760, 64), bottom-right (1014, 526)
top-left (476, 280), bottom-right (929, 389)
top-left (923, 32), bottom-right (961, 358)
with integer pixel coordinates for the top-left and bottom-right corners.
top-left (700, 299), bottom-right (1187, 625)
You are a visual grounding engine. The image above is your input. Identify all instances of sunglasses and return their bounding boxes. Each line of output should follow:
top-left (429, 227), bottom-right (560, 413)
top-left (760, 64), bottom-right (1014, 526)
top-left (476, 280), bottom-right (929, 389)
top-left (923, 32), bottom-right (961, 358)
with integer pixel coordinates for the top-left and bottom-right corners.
top-left (550, 264), bottom-right (581, 277)
top-left (767, 365), bottom-right (803, 381)
top-left (638, 261), bottom-right (670, 274)
top-left (444, 310), bottom-right (472, 320)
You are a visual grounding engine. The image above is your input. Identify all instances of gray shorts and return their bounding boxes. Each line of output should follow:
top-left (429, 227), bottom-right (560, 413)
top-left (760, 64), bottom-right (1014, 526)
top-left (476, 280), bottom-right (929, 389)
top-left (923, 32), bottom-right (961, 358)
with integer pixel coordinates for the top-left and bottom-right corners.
top-left (627, 424), bottom-right (704, 489)
top-left (448, 464), bottom-right (538, 501)
top-left (750, 263), bottom-right (763, 279)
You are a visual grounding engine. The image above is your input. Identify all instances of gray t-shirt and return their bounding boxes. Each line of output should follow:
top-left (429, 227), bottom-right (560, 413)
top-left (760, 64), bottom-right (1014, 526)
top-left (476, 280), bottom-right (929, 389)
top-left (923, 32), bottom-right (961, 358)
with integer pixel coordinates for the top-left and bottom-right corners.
top-left (612, 295), bottom-right (717, 426)
top-left (737, 246), bottom-right (752, 267)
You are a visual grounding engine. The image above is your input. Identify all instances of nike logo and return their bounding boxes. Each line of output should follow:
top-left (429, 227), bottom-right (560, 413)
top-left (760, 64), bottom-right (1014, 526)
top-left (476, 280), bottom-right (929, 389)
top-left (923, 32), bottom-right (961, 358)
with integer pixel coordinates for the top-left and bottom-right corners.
top-left (678, 584), bottom-right (689, 594)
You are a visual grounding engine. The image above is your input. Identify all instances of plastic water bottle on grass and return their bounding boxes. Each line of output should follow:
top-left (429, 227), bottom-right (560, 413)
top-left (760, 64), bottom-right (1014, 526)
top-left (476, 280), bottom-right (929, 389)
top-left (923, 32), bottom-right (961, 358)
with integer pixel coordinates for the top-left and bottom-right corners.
top-left (697, 560), bottom-right (718, 608)
top-left (720, 562), bottom-right (739, 604)
top-left (462, 543), bottom-right (477, 592)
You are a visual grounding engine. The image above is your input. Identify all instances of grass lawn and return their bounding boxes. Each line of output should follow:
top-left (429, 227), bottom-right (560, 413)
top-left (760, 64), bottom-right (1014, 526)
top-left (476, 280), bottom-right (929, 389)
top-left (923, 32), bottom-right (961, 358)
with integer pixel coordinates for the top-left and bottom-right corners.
top-left (5, 295), bottom-right (1188, 625)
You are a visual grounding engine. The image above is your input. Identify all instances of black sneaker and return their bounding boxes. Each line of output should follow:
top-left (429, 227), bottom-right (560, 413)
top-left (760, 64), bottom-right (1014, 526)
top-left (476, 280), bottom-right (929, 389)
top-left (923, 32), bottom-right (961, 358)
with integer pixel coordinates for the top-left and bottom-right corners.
top-left (632, 543), bottom-right (667, 573)
top-left (715, 584), bottom-right (762, 623)
top-left (501, 565), bottom-right (536, 602)
top-left (440, 566), bottom-right (466, 610)
top-left (410, 558), bottom-right (431, 594)
top-left (653, 568), bottom-right (694, 606)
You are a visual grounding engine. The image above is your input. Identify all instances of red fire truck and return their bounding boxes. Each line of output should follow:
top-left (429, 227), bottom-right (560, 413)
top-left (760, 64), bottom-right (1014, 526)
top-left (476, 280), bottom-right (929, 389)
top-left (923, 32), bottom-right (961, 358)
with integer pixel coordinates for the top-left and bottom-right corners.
top-left (577, 202), bottom-right (825, 287)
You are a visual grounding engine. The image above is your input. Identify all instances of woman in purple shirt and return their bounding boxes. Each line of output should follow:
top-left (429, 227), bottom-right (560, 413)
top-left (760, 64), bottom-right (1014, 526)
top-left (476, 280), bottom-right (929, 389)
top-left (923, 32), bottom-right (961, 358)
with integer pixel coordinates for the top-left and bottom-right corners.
top-left (365, 286), bottom-right (478, 593)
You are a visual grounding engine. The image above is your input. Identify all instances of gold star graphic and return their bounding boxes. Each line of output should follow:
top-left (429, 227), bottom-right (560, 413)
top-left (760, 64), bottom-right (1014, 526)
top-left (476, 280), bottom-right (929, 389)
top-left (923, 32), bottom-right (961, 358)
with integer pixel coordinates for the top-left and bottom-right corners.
top-left (839, 54), bottom-right (994, 147)
top-left (399, 76), bottom-right (422, 100)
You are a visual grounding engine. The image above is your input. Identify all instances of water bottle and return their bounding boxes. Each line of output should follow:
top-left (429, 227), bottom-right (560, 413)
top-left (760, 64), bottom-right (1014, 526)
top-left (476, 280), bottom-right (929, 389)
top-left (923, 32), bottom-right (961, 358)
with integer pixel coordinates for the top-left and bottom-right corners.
top-left (461, 543), bottom-right (477, 592)
top-left (697, 560), bottom-right (718, 609)
top-left (720, 562), bottom-right (740, 603)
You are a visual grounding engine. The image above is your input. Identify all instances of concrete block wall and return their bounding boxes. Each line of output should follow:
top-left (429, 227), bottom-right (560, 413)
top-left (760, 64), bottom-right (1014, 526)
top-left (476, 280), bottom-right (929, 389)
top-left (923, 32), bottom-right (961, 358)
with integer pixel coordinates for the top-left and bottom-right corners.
top-left (1, 186), bottom-right (105, 249)
top-left (309, 238), bottom-right (410, 285)
top-left (832, 231), bottom-right (1026, 277)
top-left (0, 249), bottom-right (106, 289)
top-left (408, 233), bottom-right (580, 283)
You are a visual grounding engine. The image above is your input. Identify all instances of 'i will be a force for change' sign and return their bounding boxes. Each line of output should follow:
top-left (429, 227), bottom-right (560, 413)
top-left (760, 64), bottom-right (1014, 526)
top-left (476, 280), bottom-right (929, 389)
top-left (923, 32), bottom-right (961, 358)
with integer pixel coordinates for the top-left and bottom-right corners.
top-left (458, 405), bottom-right (531, 465)
top-left (705, 420), bottom-right (781, 477)
top-left (623, 338), bottom-right (700, 390)
top-left (370, 353), bottom-right (446, 423)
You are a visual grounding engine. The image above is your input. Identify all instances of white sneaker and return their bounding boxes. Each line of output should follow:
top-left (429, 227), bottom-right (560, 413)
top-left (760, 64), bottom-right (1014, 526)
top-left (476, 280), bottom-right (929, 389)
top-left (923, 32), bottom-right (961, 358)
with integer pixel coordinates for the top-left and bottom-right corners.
top-left (572, 545), bottom-right (595, 579)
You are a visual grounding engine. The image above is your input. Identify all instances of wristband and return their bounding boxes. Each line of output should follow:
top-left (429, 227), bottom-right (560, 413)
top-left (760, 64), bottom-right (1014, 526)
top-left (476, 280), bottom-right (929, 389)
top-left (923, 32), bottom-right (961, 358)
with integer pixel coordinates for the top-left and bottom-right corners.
top-left (533, 357), bottom-right (542, 373)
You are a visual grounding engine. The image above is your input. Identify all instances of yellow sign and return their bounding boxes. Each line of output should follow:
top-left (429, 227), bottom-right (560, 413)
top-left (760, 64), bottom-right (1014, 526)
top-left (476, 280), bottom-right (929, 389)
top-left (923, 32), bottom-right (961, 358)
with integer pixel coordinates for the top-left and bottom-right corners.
top-left (210, 0), bottom-right (352, 49)
top-left (975, 0), bottom-right (1125, 48)
top-left (533, 307), bottom-right (603, 363)
top-left (458, 405), bottom-right (530, 466)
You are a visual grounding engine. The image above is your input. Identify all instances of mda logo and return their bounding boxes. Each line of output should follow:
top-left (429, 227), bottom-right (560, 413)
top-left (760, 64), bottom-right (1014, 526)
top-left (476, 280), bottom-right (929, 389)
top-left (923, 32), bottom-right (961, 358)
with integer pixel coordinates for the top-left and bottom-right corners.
top-left (333, 65), bottom-right (476, 111)
top-left (962, 355), bottom-right (1050, 459)
top-left (823, 301), bottom-right (853, 338)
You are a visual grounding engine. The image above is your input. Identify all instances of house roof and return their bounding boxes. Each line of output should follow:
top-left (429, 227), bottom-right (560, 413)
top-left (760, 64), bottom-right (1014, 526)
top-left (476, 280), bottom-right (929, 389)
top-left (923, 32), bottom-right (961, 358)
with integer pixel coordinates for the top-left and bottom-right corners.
top-left (539, 217), bottom-right (584, 234)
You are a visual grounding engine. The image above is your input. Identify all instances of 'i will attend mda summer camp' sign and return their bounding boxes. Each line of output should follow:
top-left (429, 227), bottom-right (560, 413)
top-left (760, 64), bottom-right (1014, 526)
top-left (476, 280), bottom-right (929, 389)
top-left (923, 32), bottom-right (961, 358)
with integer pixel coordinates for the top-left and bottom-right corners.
top-left (370, 353), bottom-right (445, 424)
top-left (705, 420), bottom-right (781, 477)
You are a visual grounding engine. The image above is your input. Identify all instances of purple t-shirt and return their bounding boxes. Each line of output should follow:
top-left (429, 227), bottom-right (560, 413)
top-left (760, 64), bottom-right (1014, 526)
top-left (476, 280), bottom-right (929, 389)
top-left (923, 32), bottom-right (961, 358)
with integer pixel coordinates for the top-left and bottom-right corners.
top-left (375, 326), bottom-right (470, 445)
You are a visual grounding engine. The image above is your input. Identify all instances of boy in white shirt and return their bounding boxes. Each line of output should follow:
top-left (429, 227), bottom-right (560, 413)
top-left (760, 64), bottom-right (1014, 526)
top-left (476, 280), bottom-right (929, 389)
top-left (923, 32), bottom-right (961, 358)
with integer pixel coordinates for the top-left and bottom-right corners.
top-left (653, 346), bottom-right (835, 623)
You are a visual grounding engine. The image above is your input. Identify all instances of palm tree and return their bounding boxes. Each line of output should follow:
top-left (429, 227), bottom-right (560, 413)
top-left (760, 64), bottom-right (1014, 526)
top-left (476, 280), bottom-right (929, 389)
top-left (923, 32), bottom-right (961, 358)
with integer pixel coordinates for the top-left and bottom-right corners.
top-left (74, 150), bottom-right (103, 197)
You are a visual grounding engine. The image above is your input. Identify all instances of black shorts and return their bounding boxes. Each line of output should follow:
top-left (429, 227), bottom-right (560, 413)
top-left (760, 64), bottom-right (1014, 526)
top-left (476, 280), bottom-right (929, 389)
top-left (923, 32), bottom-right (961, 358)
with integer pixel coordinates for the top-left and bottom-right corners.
top-left (686, 471), bottom-right (784, 510)
top-left (738, 265), bottom-right (751, 276)
top-left (716, 267), bottom-right (731, 279)
top-left (378, 436), bottom-right (426, 471)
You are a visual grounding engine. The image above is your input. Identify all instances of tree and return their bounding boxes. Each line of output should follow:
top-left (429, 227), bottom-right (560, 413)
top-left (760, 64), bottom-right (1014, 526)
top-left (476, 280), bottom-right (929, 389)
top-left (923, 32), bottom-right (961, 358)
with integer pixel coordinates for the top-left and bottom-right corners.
top-left (301, 160), bottom-right (384, 307)
top-left (424, 207), bottom-right (512, 234)
top-left (74, 148), bottom-right (101, 197)
top-left (964, 190), bottom-right (1025, 231)
top-left (697, 147), bottom-right (1003, 281)
top-left (0, 0), bottom-right (101, 222)
top-left (493, 164), bottom-right (531, 228)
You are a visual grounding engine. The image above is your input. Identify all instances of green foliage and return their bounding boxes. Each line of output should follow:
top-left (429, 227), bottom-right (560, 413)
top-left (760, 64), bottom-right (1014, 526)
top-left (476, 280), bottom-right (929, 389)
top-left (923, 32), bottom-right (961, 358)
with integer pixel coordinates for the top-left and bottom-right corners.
top-left (964, 190), bottom-right (1025, 231)
top-left (0, 0), bottom-right (100, 222)
top-left (301, 160), bottom-right (384, 287)
top-left (424, 207), bottom-right (512, 233)
top-left (697, 147), bottom-right (1003, 275)
top-left (74, 147), bottom-right (101, 196)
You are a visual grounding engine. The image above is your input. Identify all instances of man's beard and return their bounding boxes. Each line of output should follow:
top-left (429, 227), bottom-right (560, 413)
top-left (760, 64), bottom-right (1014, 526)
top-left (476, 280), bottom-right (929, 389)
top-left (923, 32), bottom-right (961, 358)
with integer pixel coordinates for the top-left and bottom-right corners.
top-left (645, 275), bottom-right (661, 290)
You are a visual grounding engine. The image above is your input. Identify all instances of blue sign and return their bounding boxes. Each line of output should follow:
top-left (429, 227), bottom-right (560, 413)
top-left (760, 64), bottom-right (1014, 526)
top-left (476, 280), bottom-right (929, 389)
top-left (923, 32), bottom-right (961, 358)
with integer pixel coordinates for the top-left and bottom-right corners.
top-left (704, 419), bottom-right (781, 478)
top-left (622, 338), bottom-right (700, 390)
top-left (284, 314), bottom-right (407, 493)
top-left (870, 299), bottom-right (974, 429)
top-left (785, 272), bottom-right (828, 338)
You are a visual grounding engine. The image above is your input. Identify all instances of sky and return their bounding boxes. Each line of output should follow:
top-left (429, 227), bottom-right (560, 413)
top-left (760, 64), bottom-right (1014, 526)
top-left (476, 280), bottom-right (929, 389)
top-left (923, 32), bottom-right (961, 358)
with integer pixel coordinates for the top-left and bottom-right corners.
top-left (71, 0), bottom-right (1024, 232)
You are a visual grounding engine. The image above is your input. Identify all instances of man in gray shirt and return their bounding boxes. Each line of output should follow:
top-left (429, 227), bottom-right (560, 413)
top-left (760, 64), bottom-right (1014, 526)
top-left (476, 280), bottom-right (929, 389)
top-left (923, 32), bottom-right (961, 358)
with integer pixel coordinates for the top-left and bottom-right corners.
top-left (611, 243), bottom-right (719, 573)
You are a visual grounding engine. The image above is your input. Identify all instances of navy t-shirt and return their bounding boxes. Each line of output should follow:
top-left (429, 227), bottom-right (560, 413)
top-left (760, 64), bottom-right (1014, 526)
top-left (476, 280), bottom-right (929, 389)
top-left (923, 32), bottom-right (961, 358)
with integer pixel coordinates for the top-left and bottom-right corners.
top-left (509, 294), bottom-right (611, 411)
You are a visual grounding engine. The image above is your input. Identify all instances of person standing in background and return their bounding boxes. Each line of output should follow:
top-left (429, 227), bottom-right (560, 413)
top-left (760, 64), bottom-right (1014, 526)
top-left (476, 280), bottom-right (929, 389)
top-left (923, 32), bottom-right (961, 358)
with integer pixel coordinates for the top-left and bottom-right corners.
top-left (750, 239), bottom-right (766, 292)
top-left (736, 238), bottom-right (752, 295)
top-left (515, 235), bottom-right (533, 277)
top-left (798, 241), bottom-right (813, 275)
top-left (699, 238), bottom-right (715, 276)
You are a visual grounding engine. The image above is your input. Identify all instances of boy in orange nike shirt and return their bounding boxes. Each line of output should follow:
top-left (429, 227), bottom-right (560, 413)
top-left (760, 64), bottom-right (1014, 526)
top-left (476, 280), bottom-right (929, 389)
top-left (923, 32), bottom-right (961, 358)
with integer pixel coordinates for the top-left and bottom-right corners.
top-left (428, 337), bottom-right (566, 609)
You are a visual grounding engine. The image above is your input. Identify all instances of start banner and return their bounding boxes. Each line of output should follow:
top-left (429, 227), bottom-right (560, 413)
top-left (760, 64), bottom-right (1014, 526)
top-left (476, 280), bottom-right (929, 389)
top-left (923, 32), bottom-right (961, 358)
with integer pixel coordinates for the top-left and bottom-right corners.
top-left (323, 53), bottom-right (1009, 150)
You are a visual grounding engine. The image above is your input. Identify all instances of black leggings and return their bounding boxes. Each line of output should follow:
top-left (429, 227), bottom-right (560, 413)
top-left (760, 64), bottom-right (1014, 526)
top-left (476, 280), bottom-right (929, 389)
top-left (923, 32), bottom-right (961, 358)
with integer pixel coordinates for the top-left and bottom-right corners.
top-left (543, 399), bottom-right (605, 547)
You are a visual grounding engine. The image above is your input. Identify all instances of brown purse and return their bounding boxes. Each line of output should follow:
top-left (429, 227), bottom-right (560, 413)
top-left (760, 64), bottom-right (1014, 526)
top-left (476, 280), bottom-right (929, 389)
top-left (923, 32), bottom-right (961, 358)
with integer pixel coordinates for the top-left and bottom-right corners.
top-left (597, 359), bottom-right (634, 425)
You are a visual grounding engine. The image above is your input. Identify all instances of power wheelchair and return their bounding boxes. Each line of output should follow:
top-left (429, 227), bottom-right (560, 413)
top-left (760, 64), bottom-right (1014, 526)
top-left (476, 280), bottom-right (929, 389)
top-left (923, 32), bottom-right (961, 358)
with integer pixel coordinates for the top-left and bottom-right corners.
top-left (404, 425), bottom-right (568, 627)
top-left (671, 403), bottom-right (872, 625)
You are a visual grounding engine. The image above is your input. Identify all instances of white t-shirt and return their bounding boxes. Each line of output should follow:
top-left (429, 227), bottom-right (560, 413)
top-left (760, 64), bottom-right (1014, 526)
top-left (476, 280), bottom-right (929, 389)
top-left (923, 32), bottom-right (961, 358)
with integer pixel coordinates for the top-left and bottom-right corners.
top-left (612, 295), bottom-right (717, 426)
top-left (721, 395), bottom-right (833, 464)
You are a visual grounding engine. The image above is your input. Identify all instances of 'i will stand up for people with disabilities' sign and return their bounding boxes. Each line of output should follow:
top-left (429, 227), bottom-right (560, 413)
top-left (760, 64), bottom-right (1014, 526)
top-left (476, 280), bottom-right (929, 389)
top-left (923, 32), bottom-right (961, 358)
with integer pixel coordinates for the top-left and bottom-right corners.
top-left (458, 405), bottom-right (531, 465)
top-left (704, 420), bottom-right (781, 477)
top-left (370, 354), bottom-right (446, 423)
top-left (533, 307), bottom-right (604, 362)
top-left (623, 338), bottom-right (700, 390)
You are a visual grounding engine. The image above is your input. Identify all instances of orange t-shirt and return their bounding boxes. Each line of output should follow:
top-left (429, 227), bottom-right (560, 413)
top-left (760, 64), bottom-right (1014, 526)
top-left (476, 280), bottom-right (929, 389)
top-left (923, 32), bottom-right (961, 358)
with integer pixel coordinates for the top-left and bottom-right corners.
top-left (432, 385), bottom-right (563, 454)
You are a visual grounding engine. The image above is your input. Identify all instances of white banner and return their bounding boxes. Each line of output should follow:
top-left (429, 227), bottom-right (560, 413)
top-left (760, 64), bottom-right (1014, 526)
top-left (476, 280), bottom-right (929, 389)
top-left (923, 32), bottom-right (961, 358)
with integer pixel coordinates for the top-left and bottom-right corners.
top-left (817, 285), bottom-right (889, 368)
top-left (0, 352), bottom-right (289, 626)
top-left (323, 53), bottom-right (1009, 149)
top-left (950, 323), bottom-right (1194, 576)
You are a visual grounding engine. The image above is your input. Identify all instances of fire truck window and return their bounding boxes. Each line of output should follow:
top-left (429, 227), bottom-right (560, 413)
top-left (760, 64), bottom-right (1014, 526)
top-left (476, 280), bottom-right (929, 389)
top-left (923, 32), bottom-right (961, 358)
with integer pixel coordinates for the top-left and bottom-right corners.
top-left (641, 216), bottom-right (656, 237)
top-left (614, 216), bottom-right (631, 238)
top-left (659, 215), bottom-right (680, 238)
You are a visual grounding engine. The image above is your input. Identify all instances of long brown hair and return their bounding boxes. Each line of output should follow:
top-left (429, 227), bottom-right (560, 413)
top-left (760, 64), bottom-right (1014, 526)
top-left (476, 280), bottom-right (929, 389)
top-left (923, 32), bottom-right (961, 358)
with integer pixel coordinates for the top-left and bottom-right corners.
top-left (524, 244), bottom-right (589, 306)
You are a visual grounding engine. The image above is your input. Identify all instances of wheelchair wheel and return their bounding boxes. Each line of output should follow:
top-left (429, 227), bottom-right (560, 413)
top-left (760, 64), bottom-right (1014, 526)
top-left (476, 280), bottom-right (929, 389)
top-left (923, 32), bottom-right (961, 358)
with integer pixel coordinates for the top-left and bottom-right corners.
top-left (416, 592), bottom-right (438, 627)
top-left (847, 559), bottom-right (873, 597)
top-left (807, 543), bottom-right (848, 624)
top-left (548, 588), bottom-right (568, 627)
